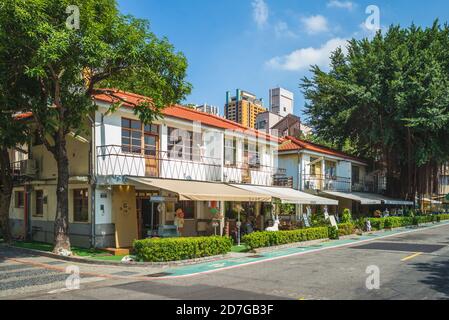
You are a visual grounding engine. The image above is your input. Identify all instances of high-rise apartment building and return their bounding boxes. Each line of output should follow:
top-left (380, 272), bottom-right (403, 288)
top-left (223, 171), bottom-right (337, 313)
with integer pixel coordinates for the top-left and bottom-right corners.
top-left (225, 89), bottom-right (267, 129)
top-left (195, 104), bottom-right (219, 116)
top-left (269, 87), bottom-right (294, 118)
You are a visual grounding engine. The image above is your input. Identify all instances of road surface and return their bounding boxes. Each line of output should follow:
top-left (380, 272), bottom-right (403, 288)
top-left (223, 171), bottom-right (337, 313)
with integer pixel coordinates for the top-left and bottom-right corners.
top-left (1, 223), bottom-right (449, 300)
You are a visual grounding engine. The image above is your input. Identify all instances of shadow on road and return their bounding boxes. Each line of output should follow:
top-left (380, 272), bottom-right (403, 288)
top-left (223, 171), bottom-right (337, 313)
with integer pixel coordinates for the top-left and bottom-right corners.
top-left (111, 281), bottom-right (291, 300)
top-left (411, 258), bottom-right (449, 298)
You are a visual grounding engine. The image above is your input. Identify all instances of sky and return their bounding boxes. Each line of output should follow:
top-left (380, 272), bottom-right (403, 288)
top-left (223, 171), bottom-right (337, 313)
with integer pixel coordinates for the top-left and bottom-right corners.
top-left (117, 0), bottom-right (449, 120)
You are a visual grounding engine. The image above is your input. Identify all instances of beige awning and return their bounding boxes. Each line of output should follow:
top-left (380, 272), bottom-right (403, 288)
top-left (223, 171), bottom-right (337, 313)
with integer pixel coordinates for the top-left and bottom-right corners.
top-left (322, 191), bottom-right (414, 206)
top-left (232, 185), bottom-right (338, 206)
top-left (125, 177), bottom-right (272, 202)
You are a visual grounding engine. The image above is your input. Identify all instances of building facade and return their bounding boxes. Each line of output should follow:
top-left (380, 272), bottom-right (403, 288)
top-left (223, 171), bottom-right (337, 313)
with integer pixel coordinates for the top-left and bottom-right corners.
top-left (225, 89), bottom-right (267, 129)
top-left (269, 87), bottom-right (294, 118)
top-left (194, 104), bottom-right (219, 116)
top-left (278, 136), bottom-right (414, 216)
top-left (10, 90), bottom-right (339, 249)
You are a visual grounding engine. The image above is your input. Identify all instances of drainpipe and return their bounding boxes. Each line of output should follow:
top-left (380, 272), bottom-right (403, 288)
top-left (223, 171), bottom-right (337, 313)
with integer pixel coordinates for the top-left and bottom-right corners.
top-left (87, 114), bottom-right (97, 248)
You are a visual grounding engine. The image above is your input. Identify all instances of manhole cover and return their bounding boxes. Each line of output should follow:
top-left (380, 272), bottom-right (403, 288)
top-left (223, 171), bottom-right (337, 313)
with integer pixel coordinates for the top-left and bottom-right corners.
top-left (145, 272), bottom-right (173, 278)
top-left (351, 242), bottom-right (445, 253)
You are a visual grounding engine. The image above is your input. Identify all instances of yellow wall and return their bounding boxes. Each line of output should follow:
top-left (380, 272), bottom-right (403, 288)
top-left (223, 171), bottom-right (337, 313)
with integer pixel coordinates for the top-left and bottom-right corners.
top-left (112, 185), bottom-right (138, 248)
top-left (10, 187), bottom-right (25, 220)
top-left (31, 134), bottom-right (90, 180)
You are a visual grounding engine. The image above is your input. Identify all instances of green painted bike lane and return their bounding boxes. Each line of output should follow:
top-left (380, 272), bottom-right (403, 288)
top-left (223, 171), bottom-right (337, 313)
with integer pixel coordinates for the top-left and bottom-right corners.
top-left (163, 221), bottom-right (449, 278)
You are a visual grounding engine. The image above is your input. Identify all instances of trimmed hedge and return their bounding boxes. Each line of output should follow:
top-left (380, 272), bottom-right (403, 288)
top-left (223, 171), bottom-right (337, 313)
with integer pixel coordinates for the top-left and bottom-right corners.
top-left (133, 236), bottom-right (232, 262)
top-left (338, 223), bottom-right (356, 236)
top-left (242, 227), bottom-right (329, 250)
top-left (369, 215), bottom-right (449, 230)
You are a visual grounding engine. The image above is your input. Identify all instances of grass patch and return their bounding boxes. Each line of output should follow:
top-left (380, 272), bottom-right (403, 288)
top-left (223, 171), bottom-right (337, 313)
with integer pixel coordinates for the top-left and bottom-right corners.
top-left (231, 244), bottom-right (250, 253)
top-left (12, 241), bottom-right (112, 258)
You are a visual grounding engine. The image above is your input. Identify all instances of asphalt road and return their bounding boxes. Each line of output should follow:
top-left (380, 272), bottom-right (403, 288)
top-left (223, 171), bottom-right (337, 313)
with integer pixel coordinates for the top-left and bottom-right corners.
top-left (2, 224), bottom-right (449, 300)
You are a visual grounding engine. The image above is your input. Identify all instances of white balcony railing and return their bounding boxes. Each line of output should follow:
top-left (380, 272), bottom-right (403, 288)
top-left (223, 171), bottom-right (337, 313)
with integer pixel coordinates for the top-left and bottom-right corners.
top-left (96, 145), bottom-right (289, 186)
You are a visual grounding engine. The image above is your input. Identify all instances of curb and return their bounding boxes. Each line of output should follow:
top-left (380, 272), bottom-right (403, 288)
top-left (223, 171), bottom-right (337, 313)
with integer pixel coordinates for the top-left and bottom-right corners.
top-left (5, 245), bottom-right (231, 268)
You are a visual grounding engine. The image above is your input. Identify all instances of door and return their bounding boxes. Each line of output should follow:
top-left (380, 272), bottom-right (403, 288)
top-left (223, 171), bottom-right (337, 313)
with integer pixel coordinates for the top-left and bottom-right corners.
top-left (144, 126), bottom-right (159, 177)
top-left (140, 199), bottom-right (161, 238)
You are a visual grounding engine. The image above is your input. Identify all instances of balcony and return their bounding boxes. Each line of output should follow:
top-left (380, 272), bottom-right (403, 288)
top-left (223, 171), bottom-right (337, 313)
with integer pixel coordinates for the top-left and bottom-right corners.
top-left (352, 177), bottom-right (387, 194)
top-left (96, 145), bottom-right (222, 183)
top-left (11, 160), bottom-right (37, 183)
top-left (222, 163), bottom-right (286, 186)
top-left (303, 174), bottom-right (351, 192)
top-left (96, 145), bottom-right (288, 186)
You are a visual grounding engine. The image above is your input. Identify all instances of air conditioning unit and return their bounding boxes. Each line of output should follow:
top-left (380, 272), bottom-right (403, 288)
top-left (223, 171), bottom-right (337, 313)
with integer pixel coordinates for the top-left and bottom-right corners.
top-left (21, 159), bottom-right (37, 178)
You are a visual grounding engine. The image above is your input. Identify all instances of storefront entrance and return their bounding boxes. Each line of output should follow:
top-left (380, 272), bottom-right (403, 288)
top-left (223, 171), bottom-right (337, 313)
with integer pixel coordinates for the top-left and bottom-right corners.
top-left (136, 190), bottom-right (159, 239)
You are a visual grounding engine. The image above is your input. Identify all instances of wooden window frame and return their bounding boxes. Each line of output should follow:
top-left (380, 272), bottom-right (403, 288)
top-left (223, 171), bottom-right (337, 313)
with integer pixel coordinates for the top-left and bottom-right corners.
top-left (121, 118), bottom-right (159, 156)
top-left (34, 190), bottom-right (44, 217)
top-left (15, 191), bottom-right (25, 209)
top-left (73, 189), bottom-right (89, 223)
top-left (167, 127), bottom-right (201, 161)
top-left (224, 137), bottom-right (237, 167)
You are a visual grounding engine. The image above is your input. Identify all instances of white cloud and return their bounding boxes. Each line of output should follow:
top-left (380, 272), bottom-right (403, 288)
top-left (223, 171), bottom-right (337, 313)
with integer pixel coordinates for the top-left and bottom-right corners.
top-left (266, 37), bottom-right (348, 71)
top-left (301, 15), bottom-right (329, 34)
top-left (327, 1), bottom-right (355, 10)
top-left (252, 0), bottom-right (269, 29)
top-left (274, 21), bottom-right (297, 38)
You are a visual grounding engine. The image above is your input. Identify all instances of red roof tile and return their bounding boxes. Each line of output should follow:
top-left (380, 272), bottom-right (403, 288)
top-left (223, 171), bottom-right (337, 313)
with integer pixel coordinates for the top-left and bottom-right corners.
top-left (280, 136), bottom-right (366, 164)
top-left (93, 89), bottom-right (280, 142)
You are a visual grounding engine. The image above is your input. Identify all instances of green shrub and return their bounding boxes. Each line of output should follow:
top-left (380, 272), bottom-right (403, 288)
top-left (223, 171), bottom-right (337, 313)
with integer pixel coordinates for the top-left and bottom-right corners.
top-left (328, 226), bottom-right (339, 240)
top-left (243, 227), bottom-right (329, 250)
top-left (341, 209), bottom-right (352, 223)
top-left (338, 223), bottom-right (355, 236)
top-left (133, 236), bottom-right (232, 262)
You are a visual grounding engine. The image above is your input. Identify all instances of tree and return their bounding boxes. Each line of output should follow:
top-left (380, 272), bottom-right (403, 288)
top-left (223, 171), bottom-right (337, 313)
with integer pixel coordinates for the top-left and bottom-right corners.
top-left (0, 7), bottom-right (36, 242)
top-left (0, 0), bottom-right (191, 252)
top-left (301, 21), bottom-right (449, 201)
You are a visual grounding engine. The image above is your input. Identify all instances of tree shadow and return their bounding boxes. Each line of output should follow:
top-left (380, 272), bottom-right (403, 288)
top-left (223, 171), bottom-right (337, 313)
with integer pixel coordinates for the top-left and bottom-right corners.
top-left (411, 257), bottom-right (449, 298)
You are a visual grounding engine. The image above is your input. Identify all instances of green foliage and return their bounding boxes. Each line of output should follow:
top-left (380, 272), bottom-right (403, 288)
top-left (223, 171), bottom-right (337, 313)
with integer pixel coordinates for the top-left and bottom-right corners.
top-left (337, 223), bottom-right (355, 236)
top-left (367, 215), bottom-right (449, 230)
top-left (301, 22), bottom-right (449, 197)
top-left (328, 226), bottom-right (339, 240)
top-left (133, 236), bottom-right (232, 262)
top-left (242, 227), bottom-right (329, 250)
top-left (341, 209), bottom-right (352, 223)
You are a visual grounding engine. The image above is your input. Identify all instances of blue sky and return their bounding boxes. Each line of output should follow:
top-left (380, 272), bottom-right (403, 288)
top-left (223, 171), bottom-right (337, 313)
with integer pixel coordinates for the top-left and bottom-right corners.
top-left (117, 0), bottom-right (449, 119)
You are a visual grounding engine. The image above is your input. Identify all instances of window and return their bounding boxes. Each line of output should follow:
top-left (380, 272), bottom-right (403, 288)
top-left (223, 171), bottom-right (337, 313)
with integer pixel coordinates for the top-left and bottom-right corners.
top-left (224, 137), bottom-right (237, 166)
top-left (144, 124), bottom-right (159, 157)
top-left (175, 201), bottom-right (195, 219)
top-left (121, 118), bottom-right (159, 155)
top-left (35, 190), bottom-right (44, 217)
top-left (167, 127), bottom-right (201, 161)
top-left (245, 141), bottom-right (260, 168)
top-left (15, 191), bottom-right (25, 208)
top-left (352, 166), bottom-right (360, 184)
top-left (122, 118), bottom-right (142, 154)
top-left (310, 157), bottom-right (318, 176)
top-left (73, 189), bottom-right (89, 223)
top-left (325, 161), bottom-right (337, 178)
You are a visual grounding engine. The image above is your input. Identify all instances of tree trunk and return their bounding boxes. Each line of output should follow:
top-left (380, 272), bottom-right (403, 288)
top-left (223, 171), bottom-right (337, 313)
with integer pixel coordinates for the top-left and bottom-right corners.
top-left (53, 135), bottom-right (71, 253)
top-left (0, 146), bottom-right (13, 243)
